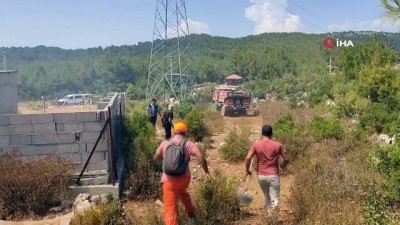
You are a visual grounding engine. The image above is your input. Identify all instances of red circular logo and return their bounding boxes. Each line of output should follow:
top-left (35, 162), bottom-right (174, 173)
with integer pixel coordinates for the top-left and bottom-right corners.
top-left (324, 37), bottom-right (336, 49)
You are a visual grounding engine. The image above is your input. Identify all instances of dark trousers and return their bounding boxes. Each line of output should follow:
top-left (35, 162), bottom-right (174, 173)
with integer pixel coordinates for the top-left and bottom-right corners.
top-left (164, 123), bottom-right (172, 139)
top-left (150, 116), bottom-right (157, 127)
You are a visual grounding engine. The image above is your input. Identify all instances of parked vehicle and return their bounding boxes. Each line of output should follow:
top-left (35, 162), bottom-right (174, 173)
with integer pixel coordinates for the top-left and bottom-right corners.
top-left (57, 94), bottom-right (85, 105)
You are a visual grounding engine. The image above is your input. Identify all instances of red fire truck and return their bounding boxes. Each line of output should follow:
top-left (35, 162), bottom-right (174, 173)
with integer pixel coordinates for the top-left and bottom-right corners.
top-left (212, 86), bottom-right (251, 116)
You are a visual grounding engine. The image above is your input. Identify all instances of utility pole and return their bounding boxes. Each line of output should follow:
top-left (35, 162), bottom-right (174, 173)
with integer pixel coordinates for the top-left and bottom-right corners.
top-left (3, 51), bottom-right (6, 71)
top-left (146, 0), bottom-right (195, 101)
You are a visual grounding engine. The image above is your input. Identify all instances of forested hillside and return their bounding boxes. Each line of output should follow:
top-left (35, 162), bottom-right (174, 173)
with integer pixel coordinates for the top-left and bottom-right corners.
top-left (2, 31), bottom-right (400, 101)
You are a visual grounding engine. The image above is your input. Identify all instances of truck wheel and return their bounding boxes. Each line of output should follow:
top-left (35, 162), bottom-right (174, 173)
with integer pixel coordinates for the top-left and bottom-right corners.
top-left (212, 102), bottom-right (218, 111)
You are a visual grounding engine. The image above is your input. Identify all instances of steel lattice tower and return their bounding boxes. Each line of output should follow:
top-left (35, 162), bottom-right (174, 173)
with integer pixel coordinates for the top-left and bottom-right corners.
top-left (146, 0), bottom-right (195, 101)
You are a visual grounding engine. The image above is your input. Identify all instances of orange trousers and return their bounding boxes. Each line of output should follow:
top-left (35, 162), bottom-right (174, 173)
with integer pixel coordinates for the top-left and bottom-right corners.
top-left (162, 176), bottom-right (195, 225)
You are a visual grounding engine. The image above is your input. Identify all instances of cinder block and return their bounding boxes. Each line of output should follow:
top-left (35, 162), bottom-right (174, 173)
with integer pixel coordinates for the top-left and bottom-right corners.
top-left (55, 123), bottom-right (65, 132)
top-left (63, 122), bottom-right (85, 132)
top-left (81, 132), bottom-right (103, 142)
top-left (10, 135), bottom-right (32, 146)
top-left (86, 141), bottom-right (109, 152)
top-left (9, 114), bottom-right (32, 125)
top-left (97, 103), bottom-right (109, 110)
top-left (54, 113), bottom-right (76, 123)
top-left (33, 123), bottom-right (56, 134)
top-left (11, 124), bottom-right (34, 135)
top-left (97, 110), bottom-right (107, 121)
top-left (53, 133), bottom-right (77, 144)
top-left (0, 125), bottom-right (11, 135)
top-left (0, 115), bottom-right (9, 125)
top-left (74, 161), bottom-right (108, 172)
top-left (57, 143), bottom-right (81, 154)
top-left (33, 144), bottom-right (59, 155)
top-left (84, 122), bottom-right (104, 132)
top-left (82, 151), bottom-right (107, 162)
top-left (31, 114), bottom-right (54, 124)
top-left (59, 152), bottom-right (82, 163)
top-left (32, 134), bottom-right (55, 145)
top-left (75, 112), bottom-right (98, 122)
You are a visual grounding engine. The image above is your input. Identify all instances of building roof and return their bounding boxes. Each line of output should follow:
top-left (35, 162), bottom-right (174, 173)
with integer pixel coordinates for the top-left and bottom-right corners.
top-left (0, 70), bottom-right (17, 74)
top-left (225, 74), bottom-right (243, 80)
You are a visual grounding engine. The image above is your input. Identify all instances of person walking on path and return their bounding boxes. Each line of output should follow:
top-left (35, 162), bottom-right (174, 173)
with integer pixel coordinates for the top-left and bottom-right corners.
top-left (162, 105), bottom-right (174, 140)
top-left (147, 98), bottom-right (162, 127)
top-left (244, 125), bottom-right (289, 213)
top-left (154, 122), bottom-right (211, 225)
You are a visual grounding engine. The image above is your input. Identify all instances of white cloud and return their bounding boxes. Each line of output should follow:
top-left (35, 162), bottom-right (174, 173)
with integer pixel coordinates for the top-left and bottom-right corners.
top-left (329, 19), bottom-right (400, 32)
top-left (188, 19), bottom-right (210, 34)
top-left (245, 0), bottom-right (303, 34)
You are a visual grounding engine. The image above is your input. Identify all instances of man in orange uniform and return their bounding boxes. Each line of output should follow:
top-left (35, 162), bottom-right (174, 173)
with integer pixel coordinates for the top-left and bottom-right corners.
top-left (154, 122), bottom-right (211, 225)
top-left (244, 125), bottom-right (289, 213)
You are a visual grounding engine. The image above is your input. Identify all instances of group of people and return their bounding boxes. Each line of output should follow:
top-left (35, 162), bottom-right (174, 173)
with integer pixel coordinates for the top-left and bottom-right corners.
top-left (146, 98), bottom-right (289, 225)
top-left (147, 98), bottom-right (174, 139)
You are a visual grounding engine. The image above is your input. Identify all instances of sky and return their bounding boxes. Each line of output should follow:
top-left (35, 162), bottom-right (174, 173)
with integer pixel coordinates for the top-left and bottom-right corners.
top-left (0, 0), bottom-right (399, 49)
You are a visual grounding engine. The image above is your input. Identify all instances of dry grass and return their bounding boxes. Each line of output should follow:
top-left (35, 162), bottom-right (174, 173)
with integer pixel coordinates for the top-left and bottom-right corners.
top-left (288, 138), bottom-right (378, 225)
top-left (0, 153), bottom-right (73, 220)
top-left (204, 110), bottom-right (226, 135)
top-left (259, 101), bottom-right (320, 125)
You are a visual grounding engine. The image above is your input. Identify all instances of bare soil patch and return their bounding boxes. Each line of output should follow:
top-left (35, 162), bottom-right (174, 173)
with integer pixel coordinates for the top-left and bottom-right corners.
top-left (18, 102), bottom-right (98, 114)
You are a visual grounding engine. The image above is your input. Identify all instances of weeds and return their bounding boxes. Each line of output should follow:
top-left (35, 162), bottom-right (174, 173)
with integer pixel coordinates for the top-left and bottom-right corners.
top-left (0, 153), bottom-right (72, 219)
top-left (204, 109), bottom-right (226, 135)
top-left (288, 137), bottom-right (376, 225)
top-left (184, 109), bottom-right (208, 142)
top-left (220, 124), bottom-right (252, 162)
top-left (70, 202), bottom-right (124, 225)
top-left (124, 110), bottom-right (162, 200)
top-left (308, 116), bottom-right (345, 141)
top-left (193, 170), bottom-right (242, 225)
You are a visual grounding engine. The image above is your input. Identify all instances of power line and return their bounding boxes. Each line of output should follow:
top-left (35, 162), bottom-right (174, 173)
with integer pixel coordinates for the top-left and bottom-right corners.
top-left (253, 1), bottom-right (312, 32)
top-left (286, 0), bottom-right (332, 28)
top-left (267, 0), bottom-right (326, 32)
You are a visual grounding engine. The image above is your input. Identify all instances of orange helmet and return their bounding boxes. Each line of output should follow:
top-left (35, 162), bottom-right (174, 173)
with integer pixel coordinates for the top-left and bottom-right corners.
top-left (174, 122), bottom-right (188, 134)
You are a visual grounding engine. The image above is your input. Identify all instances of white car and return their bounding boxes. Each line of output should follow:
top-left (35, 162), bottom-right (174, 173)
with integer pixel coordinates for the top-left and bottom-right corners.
top-left (57, 94), bottom-right (85, 106)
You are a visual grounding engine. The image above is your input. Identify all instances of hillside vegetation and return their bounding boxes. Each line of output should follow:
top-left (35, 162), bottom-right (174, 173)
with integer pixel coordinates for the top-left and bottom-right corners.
top-left (2, 31), bottom-right (400, 101)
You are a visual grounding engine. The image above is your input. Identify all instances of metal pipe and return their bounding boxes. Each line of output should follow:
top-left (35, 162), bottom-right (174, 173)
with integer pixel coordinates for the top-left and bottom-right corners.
top-left (76, 117), bottom-right (110, 186)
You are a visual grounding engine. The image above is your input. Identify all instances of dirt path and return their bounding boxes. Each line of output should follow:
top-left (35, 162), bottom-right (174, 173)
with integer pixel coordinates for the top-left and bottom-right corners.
top-left (138, 114), bottom-right (294, 224)
top-left (199, 115), bottom-right (293, 224)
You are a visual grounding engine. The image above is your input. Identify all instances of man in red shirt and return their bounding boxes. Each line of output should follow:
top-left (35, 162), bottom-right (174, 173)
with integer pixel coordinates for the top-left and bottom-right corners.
top-left (244, 125), bottom-right (289, 213)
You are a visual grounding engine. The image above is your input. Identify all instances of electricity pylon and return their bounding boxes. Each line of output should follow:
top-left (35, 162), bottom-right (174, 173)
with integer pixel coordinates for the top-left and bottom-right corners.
top-left (146, 0), bottom-right (195, 101)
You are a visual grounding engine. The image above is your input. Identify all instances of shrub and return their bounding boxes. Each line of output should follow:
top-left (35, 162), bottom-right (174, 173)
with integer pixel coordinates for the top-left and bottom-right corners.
top-left (174, 101), bottom-right (193, 119)
top-left (193, 170), bottom-right (242, 225)
top-left (308, 116), bottom-right (345, 140)
top-left (0, 153), bottom-right (72, 219)
top-left (359, 103), bottom-right (398, 134)
top-left (273, 114), bottom-right (298, 139)
top-left (184, 109), bottom-right (207, 142)
top-left (70, 202), bottom-right (124, 225)
top-left (125, 111), bottom-right (162, 200)
top-left (219, 125), bottom-right (252, 162)
top-left (124, 203), bottom-right (163, 225)
top-left (279, 133), bottom-right (311, 164)
top-left (125, 111), bottom-right (155, 141)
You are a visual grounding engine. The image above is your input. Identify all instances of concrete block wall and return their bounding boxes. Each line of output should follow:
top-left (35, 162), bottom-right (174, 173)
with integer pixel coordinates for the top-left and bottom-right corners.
top-left (0, 93), bottom-right (124, 187)
top-left (0, 109), bottom-right (111, 175)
